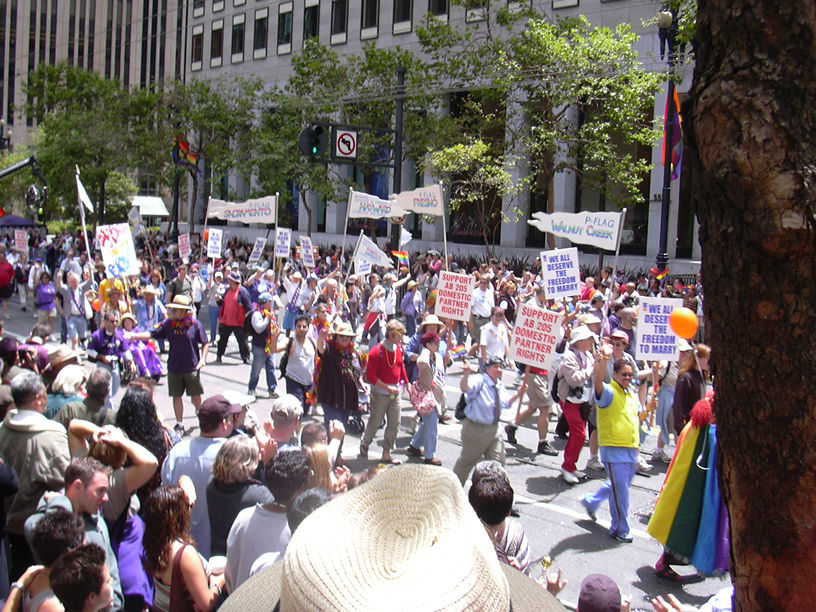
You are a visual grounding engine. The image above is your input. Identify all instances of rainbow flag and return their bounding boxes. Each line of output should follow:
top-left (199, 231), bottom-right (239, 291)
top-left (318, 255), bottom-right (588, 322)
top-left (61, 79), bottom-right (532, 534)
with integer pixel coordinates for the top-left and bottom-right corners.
top-left (391, 250), bottom-right (409, 269)
top-left (662, 88), bottom-right (683, 181)
top-left (449, 344), bottom-right (467, 359)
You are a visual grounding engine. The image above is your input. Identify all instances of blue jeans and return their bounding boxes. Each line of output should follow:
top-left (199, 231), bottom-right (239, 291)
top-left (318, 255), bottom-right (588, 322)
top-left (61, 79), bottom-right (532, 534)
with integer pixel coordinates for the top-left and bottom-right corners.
top-left (656, 385), bottom-right (676, 445)
top-left (208, 305), bottom-right (220, 343)
top-left (323, 403), bottom-right (350, 455)
top-left (405, 313), bottom-right (417, 338)
top-left (248, 344), bottom-right (277, 393)
top-left (582, 460), bottom-right (637, 537)
top-left (410, 409), bottom-right (439, 459)
top-left (285, 376), bottom-right (311, 415)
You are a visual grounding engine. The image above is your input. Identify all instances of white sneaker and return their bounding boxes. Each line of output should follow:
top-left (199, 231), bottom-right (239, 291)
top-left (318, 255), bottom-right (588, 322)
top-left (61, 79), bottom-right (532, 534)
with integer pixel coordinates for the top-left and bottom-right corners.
top-left (572, 469), bottom-right (586, 479)
top-left (586, 456), bottom-right (605, 471)
top-left (560, 468), bottom-right (579, 485)
top-left (636, 456), bottom-right (653, 475)
top-left (652, 448), bottom-right (672, 463)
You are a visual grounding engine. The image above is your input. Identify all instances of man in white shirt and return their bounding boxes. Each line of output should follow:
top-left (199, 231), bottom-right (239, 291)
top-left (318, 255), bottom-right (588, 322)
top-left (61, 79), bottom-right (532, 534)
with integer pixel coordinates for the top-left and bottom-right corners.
top-left (282, 314), bottom-right (316, 414)
top-left (469, 274), bottom-right (495, 356)
top-left (479, 307), bottom-right (510, 368)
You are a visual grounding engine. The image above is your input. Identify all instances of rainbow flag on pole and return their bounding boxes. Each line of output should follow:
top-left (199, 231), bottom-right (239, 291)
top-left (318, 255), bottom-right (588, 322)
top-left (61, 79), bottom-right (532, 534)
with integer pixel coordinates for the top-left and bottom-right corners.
top-left (391, 250), bottom-right (409, 269)
top-left (449, 344), bottom-right (467, 359)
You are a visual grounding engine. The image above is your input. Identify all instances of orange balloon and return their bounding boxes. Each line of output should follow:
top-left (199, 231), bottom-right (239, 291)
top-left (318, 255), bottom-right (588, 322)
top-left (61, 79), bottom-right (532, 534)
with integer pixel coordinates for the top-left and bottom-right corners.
top-left (202, 229), bottom-right (209, 242)
top-left (669, 307), bottom-right (698, 339)
top-left (92, 299), bottom-right (100, 312)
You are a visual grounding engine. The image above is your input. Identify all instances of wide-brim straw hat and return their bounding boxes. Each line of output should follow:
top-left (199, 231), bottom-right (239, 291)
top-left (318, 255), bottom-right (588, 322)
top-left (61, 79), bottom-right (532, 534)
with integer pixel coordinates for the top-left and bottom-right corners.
top-left (166, 295), bottom-right (193, 311)
top-left (219, 465), bottom-right (564, 612)
top-left (333, 322), bottom-right (356, 337)
top-left (420, 314), bottom-right (444, 328)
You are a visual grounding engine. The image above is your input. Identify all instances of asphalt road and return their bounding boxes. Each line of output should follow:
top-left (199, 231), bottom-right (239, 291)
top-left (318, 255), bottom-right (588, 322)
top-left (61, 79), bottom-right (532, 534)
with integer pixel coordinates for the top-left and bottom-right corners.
top-left (4, 304), bottom-right (730, 610)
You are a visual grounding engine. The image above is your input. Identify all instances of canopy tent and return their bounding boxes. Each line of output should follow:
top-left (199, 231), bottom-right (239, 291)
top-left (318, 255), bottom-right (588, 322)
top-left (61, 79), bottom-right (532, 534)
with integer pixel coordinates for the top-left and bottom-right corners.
top-left (0, 214), bottom-right (38, 227)
top-left (132, 196), bottom-right (170, 217)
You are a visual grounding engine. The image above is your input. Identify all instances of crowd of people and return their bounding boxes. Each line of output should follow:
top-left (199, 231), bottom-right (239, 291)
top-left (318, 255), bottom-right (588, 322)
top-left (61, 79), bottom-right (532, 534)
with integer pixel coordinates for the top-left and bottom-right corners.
top-left (0, 226), bottom-right (728, 611)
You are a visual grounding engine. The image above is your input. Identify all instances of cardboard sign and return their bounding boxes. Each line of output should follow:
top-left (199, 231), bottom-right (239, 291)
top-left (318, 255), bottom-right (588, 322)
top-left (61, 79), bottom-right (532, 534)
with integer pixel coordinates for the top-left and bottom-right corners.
top-left (540, 247), bottom-right (581, 300)
top-left (178, 233), bottom-right (191, 260)
top-left (435, 271), bottom-right (474, 322)
top-left (299, 236), bottom-right (315, 268)
top-left (14, 230), bottom-right (26, 252)
top-left (508, 303), bottom-right (564, 370)
top-left (96, 224), bottom-right (140, 278)
top-left (275, 228), bottom-right (291, 258)
top-left (207, 228), bottom-right (223, 259)
top-left (355, 259), bottom-right (372, 275)
top-left (636, 297), bottom-right (683, 360)
top-left (248, 237), bottom-right (266, 264)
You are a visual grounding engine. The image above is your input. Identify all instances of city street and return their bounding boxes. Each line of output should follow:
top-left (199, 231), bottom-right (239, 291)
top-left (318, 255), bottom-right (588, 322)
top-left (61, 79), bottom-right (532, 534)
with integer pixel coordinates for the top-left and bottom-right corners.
top-left (4, 304), bottom-right (730, 610)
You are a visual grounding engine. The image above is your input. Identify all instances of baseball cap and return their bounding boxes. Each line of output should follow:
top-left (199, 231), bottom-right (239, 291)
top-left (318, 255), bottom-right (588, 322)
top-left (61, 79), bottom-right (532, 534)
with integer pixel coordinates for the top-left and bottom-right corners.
top-left (198, 395), bottom-right (243, 421)
top-left (577, 574), bottom-right (621, 612)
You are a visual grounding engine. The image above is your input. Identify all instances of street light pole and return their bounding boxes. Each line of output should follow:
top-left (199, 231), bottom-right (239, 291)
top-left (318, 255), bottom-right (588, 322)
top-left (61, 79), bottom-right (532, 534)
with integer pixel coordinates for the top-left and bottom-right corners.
top-left (656, 9), bottom-right (678, 273)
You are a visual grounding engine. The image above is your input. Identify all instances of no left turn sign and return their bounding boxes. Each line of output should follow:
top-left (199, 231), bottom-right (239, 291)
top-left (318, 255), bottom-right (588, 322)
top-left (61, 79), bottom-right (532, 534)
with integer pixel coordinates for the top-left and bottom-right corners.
top-left (335, 130), bottom-right (357, 159)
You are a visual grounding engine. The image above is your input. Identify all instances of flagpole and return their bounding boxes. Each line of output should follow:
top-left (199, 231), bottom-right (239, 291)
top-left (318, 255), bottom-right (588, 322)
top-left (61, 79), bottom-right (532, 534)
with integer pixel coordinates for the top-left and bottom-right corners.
top-left (272, 192), bottom-right (280, 279)
top-left (75, 166), bottom-right (93, 261)
top-left (612, 207), bottom-right (627, 277)
top-left (341, 230), bottom-right (364, 287)
top-left (339, 187), bottom-right (353, 275)
top-left (441, 186), bottom-right (449, 271)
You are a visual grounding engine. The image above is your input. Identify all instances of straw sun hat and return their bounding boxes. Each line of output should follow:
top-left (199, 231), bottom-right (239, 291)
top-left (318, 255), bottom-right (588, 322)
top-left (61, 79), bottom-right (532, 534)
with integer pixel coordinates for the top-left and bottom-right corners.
top-left (220, 464), bottom-right (564, 612)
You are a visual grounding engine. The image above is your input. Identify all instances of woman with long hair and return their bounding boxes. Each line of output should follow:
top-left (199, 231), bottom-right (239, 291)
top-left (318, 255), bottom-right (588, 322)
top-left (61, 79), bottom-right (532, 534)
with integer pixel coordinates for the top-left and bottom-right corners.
top-left (303, 443), bottom-right (333, 491)
top-left (114, 384), bottom-right (180, 506)
top-left (672, 344), bottom-right (711, 435)
top-left (206, 436), bottom-right (272, 557)
top-left (142, 486), bottom-right (224, 612)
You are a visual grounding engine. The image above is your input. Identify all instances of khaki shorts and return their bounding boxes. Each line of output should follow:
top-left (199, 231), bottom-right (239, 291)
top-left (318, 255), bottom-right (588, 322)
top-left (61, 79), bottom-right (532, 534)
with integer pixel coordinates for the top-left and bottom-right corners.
top-left (37, 309), bottom-right (56, 325)
top-left (168, 370), bottom-right (204, 398)
top-left (527, 372), bottom-right (553, 411)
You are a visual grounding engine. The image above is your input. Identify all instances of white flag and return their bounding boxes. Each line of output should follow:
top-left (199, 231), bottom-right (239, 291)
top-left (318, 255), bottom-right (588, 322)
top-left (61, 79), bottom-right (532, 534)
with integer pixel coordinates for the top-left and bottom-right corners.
top-left (395, 184), bottom-right (445, 216)
top-left (355, 233), bottom-right (393, 269)
top-left (347, 189), bottom-right (402, 219)
top-left (75, 170), bottom-right (94, 213)
top-left (400, 227), bottom-right (413, 248)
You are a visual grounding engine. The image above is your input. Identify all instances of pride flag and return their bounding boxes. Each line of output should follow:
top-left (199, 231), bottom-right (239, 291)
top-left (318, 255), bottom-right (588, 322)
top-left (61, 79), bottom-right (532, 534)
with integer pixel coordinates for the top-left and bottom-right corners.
top-left (449, 344), bottom-right (467, 359)
top-left (662, 89), bottom-right (683, 181)
top-left (391, 250), bottom-right (409, 269)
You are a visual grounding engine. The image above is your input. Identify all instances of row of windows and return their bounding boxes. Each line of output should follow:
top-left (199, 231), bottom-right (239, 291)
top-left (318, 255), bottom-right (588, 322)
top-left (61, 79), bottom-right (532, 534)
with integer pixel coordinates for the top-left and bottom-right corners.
top-left (190, 0), bottom-right (452, 69)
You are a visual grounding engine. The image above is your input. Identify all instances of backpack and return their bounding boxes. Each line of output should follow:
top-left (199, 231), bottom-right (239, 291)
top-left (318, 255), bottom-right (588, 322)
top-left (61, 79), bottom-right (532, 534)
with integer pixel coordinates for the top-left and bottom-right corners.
top-left (243, 309), bottom-right (256, 335)
top-left (454, 393), bottom-right (467, 420)
top-left (279, 337), bottom-right (294, 377)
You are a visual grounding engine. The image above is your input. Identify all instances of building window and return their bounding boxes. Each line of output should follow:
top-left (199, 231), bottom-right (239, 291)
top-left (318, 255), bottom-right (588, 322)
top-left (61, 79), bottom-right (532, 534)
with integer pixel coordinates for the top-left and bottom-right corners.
top-left (393, 0), bottom-right (411, 33)
top-left (193, 0), bottom-right (204, 17)
top-left (213, 0), bottom-right (225, 12)
top-left (234, 0), bottom-right (246, 6)
top-left (277, 2), bottom-right (293, 53)
top-left (211, 20), bottom-right (224, 67)
top-left (361, 0), bottom-right (378, 38)
top-left (466, 0), bottom-right (487, 22)
top-left (254, 9), bottom-right (268, 58)
top-left (553, 0), bottom-right (579, 8)
top-left (331, 0), bottom-right (348, 44)
top-left (232, 14), bottom-right (245, 62)
top-left (428, 0), bottom-right (447, 17)
top-left (191, 25), bottom-right (203, 70)
top-left (304, 1), bottom-right (319, 42)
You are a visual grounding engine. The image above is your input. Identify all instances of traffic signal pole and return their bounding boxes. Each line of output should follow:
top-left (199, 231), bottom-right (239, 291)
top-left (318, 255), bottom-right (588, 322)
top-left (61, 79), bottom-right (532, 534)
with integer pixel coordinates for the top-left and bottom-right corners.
top-left (389, 67), bottom-right (405, 252)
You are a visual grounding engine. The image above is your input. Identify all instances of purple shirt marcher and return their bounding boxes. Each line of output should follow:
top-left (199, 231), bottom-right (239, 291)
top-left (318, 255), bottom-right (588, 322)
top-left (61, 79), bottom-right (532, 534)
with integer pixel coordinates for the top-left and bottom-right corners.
top-left (36, 282), bottom-right (56, 311)
top-left (150, 317), bottom-right (208, 373)
top-left (87, 328), bottom-right (132, 361)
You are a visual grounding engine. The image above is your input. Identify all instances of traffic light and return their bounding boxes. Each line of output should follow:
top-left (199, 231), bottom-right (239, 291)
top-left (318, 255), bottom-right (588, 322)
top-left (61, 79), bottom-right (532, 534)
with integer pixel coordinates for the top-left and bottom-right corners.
top-left (297, 124), bottom-right (329, 158)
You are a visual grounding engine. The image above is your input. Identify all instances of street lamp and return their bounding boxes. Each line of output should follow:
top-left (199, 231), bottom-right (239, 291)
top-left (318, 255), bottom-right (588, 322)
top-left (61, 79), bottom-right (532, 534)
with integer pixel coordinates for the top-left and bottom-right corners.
top-left (656, 9), bottom-right (678, 274)
top-left (0, 118), bottom-right (12, 156)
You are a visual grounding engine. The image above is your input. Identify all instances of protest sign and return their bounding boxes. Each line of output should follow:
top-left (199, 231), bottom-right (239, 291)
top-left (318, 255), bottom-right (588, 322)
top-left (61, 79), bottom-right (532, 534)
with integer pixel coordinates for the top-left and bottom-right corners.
top-left (248, 237), bottom-right (266, 264)
top-left (636, 297), bottom-right (683, 361)
top-left (347, 189), bottom-right (401, 218)
top-left (300, 236), bottom-right (315, 268)
top-left (355, 259), bottom-right (372, 275)
top-left (206, 195), bottom-right (278, 225)
top-left (395, 184), bottom-right (444, 216)
top-left (178, 234), bottom-right (191, 260)
top-left (207, 228), bottom-right (223, 259)
top-left (275, 228), bottom-right (291, 258)
top-left (540, 248), bottom-right (581, 300)
top-left (508, 304), bottom-right (564, 370)
top-left (96, 224), bottom-right (140, 277)
top-left (435, 271), bottom-right (474, 322)
top-left (14, 230), bottom-right (26, 252)
top-left (528, 211), bottom-right (623, 251)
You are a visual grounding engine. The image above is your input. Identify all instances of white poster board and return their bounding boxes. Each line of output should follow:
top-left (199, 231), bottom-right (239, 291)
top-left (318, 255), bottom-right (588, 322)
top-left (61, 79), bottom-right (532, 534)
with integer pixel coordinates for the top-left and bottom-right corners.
top-left (299, 236), bottom-right (315, 268)
top-left (355, 259), bottom-right (372, 275)
top-left (96, 224), bottom-right (140, 277)
top-left (435, 271), bottom-right (474, 322)
top-left (248, 237), bottom-right (266, 264)
top-left (178, 234), bottom-right (191, 260)
top-left (207, 228), bottom-right (223, 259)
top-left (540, 247), bottom-right (581, 300)
top-left (636, 297), bottom-right (683, 361)
top-left (508, 304), bottom-right (564, 370)
top-left (14, 230), bottom-right (26, 252)
top-left (274, 228), bottom-right (291, 258)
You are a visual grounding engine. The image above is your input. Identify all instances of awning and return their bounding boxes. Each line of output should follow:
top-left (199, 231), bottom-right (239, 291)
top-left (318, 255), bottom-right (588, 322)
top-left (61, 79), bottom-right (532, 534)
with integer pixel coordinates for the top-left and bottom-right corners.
top-left (132, 196), bottom-right (170, 217)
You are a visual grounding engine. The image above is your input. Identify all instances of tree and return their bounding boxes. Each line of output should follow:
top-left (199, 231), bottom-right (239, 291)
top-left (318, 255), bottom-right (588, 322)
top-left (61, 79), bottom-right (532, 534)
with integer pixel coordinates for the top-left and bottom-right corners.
top-left (687, 1), bottom-right (816, 609)
top-left (0, 146), bottom-right (39, 215)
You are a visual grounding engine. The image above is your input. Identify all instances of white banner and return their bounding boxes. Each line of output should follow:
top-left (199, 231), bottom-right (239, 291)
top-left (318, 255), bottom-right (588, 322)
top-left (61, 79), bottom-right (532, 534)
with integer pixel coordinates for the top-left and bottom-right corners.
top-left (347, 189), bottom-right (400, 219)
top-left (395, 184), bottom-right (444, 216)
top-left (528, 211), bottom-right (623, 251)
top-left (96, 224), bottom-right (140, 277)
top-left (207, 228), bottom-right (223, 259)
top-left (14, 230), bottom-right (26, 252)
top-left (178, 234), bottom-right (191, 260)
top-left (299, 236), bottom-right (315, 268)
top-left (435, 271), bottom-right (474, 322)
top-left (248, 237), bottom-right (266, 264)
top-left (206, 195), bottom-right (278, 225)
top-left (275, 228), bottom-right (291, 258)
top-left (508, 304), bottom-right (564, 370)
top-left (400, 226), bottom-right (413, 247)
top-left (355, 233), bottom-right (393, 269)
top-left (636, 297), bottom-right (683, 361)
top-left (540, 247), bottom-right (581, 300)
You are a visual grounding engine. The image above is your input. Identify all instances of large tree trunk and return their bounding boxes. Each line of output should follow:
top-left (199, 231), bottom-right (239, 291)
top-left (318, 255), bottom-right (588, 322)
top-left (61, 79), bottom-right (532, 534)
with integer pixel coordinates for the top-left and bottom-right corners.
top-left (687, 2), bottom-right (816, 610)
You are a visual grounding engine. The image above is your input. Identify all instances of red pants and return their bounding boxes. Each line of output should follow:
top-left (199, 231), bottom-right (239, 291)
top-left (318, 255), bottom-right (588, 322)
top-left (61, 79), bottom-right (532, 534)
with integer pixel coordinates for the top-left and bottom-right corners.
top-left (561, 401), bottom-right (586, 472)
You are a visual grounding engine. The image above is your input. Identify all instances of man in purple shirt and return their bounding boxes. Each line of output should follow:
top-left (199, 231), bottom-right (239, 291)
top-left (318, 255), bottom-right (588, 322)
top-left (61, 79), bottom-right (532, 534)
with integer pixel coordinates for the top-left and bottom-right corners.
top-left (127, 295), bottom-right (207, 434)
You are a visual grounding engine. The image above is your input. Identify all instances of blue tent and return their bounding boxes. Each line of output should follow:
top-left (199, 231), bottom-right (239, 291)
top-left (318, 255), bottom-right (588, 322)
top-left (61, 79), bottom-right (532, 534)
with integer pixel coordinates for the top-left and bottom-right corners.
top-left (0, 214), bottom-right (37, 227)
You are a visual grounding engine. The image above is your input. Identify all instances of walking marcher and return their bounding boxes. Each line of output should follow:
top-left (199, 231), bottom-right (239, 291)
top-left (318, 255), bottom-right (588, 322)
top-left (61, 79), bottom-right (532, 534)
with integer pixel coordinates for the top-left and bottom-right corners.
top-left (315, 322), bottom-right (363, 444)
top-left (506, 364), bottom-right (559, 456)
top-left (361, 319), bottom-right (409, 465)
top-left (215, 272), bottom-right (251, 364)
top-left (581, 346), bottom-right (641, 543)
top-left (406, 332), bottom-right (446, 465)
top-left (0, 248), bottom-right (15, 319)
top-left (56, 272), bottom-right (91, 352)
top-left (282, 314), bottom-right (316, 415)
top-left (468, 274), bottom-right (495, 356)
top-left (247, 291), bottom-right (281, 398)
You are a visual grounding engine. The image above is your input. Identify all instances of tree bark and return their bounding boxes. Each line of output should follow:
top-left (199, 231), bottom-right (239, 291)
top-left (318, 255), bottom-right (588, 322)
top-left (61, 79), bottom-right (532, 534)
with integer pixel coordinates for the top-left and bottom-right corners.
top-left (687, 2), bottom-right (816, 610)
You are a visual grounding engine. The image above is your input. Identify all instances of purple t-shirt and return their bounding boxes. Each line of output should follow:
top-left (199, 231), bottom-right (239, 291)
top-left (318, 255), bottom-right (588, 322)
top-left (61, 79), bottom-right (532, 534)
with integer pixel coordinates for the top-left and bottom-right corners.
top-left (150, 318), bottom-right (207, 373)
